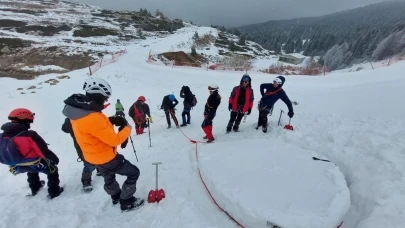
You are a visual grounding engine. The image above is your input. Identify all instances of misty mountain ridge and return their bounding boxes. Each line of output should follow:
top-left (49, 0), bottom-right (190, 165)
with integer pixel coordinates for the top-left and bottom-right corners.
top-left (232, 0), bottom-right (405, 70)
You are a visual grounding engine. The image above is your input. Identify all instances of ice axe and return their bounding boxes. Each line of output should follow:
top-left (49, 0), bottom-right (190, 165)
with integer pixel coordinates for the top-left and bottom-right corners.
top-left (284, 118), bottom-right (294, 131)
top-left (148, 162), bottom-right (165, 203)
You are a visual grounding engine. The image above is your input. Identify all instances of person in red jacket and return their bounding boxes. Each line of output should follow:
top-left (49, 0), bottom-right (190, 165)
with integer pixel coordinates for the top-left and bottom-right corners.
top-left (202, 83), bottom-right (221, 143)
top-left (227, 74), bottom-right (254, 133)
top-left (0, 108), bottom-right (63, 198)
top-left (128, 96), bottom-right (152, 135)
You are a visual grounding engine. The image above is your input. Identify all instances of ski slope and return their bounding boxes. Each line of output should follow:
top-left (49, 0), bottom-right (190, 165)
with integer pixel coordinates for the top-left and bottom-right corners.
top-left (0, 26), bottom-right (405, 228)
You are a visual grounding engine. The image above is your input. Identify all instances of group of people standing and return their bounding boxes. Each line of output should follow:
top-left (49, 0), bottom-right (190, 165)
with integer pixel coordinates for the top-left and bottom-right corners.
top-left (0, 73), bottom-right (294, 212)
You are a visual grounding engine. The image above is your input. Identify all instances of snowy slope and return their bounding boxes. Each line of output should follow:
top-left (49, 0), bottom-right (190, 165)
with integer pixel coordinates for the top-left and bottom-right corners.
top-left (199, 140), bottom-right (350, 228)
top-left (0, 26), bottom-right (405, 228)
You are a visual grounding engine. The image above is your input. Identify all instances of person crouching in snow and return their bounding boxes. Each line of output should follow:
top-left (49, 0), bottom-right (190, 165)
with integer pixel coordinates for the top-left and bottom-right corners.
top-left (202, 83), bottom-right (221, 143)
top-left (179, 85), bottom-right (196, 127)
top-left (257, 76), bottom-right (294, 133)
top-left (62, 77), bottom-right (144, 211)
top-left (0, 108), bottom-right (63, 199)
top-left (227, 74), bottom-right (254, 133)
top-left (128, 96), bottom-right (152, 135)
top-left (160, 94), bottom-right (179, 128)
top-left (115, 99), bottom-right (125, 117)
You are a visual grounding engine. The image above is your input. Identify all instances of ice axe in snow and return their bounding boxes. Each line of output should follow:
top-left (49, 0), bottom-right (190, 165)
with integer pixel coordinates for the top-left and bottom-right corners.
top-left (284, 118), bottom-right (294, 131)
top-left (148, 162), bottom-right (165, 203)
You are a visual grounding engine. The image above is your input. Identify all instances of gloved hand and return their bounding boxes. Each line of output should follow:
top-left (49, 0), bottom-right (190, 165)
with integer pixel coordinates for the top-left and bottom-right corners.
top-left (9, 166), bottom-right (19, 176)
top-left (247, 108), bottom-right (251, 115)
top-left (148, 116), bottom-right (153, 123)
top-left (121, 138), bottom-right (129, 149)
top-left (109, 116), bottom-right (128, 127)
top-left (228, 103), bottom-right (232, 111)
top-left (288, 111), bottom-right (294, 118)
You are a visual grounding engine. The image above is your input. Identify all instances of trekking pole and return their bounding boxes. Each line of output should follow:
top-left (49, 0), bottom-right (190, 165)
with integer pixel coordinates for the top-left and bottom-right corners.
top-left (278, 109), bottom-right (284, 126)
top-left (242, 114), bottom-right (247, 123)
top-left (148, 119), bottom-right (152, 147)
top-left (129, 136), bottom-right (138, 162)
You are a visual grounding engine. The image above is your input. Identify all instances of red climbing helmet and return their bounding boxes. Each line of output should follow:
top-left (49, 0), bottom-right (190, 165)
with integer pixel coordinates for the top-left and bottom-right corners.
top-left (8, 108), bottom-right (35, 122)
top-left (138, 96), bottom-right (146, 102)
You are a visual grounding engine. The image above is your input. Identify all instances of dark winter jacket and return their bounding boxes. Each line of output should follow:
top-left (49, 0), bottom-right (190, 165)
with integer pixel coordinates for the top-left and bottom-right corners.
top-left (161, 95), bottom-right (179, 110)
top-left (259, 76), bottom-right (293, 112)
top-left (61, 117), bottom-right (84, 161)
top-left (1, 122), bottom-right (59, 164)
top-left (180, 86), bottom-right (195, 109)
top-left (204, 90), bottom-right (221, 118)
top-left (229, 75), bottom-right (254, 112)
top-left (128, 100), bottom-right (151, 122)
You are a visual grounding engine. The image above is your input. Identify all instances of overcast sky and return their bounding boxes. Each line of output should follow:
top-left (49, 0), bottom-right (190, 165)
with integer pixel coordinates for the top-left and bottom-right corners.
top-left (71, 0), bottom-right (389, 27)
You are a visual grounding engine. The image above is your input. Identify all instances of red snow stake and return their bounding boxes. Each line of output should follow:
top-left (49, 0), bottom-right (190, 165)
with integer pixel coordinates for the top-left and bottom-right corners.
top-left (148, 162), bottom-right (165, 203)
top-left (284, 118), bottom-right (294, 131)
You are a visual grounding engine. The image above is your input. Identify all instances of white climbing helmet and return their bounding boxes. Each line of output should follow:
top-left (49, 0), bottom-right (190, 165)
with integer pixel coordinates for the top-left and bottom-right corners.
top-left (83, 77), bottom-right (112, 98)
top-left (208, 83), bottom-right (219, 91)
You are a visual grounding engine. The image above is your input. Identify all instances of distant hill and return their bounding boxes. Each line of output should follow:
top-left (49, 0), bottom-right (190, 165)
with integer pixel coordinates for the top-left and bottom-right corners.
top-left (233, 1), bottom-right (405, 70)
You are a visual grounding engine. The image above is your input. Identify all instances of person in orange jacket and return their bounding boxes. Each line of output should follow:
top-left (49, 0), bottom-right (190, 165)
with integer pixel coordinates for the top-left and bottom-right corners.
top-left (62, 77), bottom-right (144, 211)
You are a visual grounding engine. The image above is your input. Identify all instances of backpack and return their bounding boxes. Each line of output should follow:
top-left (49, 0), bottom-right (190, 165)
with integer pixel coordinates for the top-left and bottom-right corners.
top-left (191, 95), bottom-right (197, 107)
top-left (0, 132), bottom-right (26, 166)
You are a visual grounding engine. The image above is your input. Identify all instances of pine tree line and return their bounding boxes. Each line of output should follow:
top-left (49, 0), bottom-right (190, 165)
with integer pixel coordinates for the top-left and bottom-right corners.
top-left (234, 1), bottom-right (405, 70)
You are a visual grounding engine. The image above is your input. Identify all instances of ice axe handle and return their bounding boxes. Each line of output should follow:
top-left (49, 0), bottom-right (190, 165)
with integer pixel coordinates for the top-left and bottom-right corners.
top-left (152, 162), bottom-right (162, 190)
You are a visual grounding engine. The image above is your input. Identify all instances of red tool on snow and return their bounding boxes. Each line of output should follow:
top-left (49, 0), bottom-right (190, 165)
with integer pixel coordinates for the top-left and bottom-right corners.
top-left (148, 162), bottom-right (165, 203)
top-left (284, 118), bottom-right (294, 131)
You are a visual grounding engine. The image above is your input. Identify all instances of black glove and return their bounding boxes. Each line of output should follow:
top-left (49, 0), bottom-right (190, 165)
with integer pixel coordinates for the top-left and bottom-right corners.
top-left (45, 150), bottom-right (59, 165)
top-left (109, 116), bottom-right (128, 127)
top-left (228, 103), bottom-right (232, 111)
top-left (288, 111), bottom-right (294, 118)
top-left (247, 108), bottom-right (251, 115)
top-left (121, 138), bottom-right (128, 149)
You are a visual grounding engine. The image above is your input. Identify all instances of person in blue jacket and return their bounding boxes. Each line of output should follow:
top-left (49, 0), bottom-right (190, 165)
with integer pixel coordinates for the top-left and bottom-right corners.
top-left (256, 76), bottom-right (294, 133)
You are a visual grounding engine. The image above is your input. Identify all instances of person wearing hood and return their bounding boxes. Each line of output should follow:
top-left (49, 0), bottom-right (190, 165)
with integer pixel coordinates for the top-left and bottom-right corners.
top-left (160, 94), bottom-right (179, 128)
top-left (115, 99), bottom-right (125, 117)
top-left (179, 85), bottom-right (196, 127)
top-left (227, 74), bottom-right (254, 133)
top-left (257, 76), bottom-right (294, 133)
top-left (0, 108), bottom-right (63, 199)
top-left (62, 77), bottom-right (144, 211)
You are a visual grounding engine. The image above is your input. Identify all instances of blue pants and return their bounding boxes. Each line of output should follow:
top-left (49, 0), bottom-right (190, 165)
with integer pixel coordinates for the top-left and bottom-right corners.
top-left (182, 108), bottom-right (191, 124)
top-left (82, 162), bottom-right (96, 185)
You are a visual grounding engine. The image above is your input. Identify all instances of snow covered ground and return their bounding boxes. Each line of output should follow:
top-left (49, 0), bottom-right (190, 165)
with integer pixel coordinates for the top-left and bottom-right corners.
top-left (0, 26), bottom-right (405, 228)
top-left (198, 140), bottom-right (350, 228)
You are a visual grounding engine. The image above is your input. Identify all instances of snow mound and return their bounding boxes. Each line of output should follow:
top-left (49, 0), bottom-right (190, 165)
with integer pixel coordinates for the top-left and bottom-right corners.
top-left (198, 139), bottom-right (350, 228)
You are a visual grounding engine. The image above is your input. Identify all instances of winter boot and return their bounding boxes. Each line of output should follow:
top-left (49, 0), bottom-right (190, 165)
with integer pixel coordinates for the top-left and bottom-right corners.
top-left (167, 125), bottom-right (171, 129)
top-left (180, 123), bottom-right (187, 127)
top-left (111, 191), bottom-right (121, 205)
top-left (207, 137), bottom-right (215, 143)
top-left (48, 187), bottom-right (64, 199)
top-left (226, 126), bottom-right (232, 133)
top-left (262, 126), bottom-right (267, 133)
top-left (30, 180), bottom-right (46, 196)
top-left (82, 180), bottom-right (93, 193)
top-left (81, 171), bottom-right (93, 193)
top-left (203, 136), bottom-right (208, 139)
top-left (233, 125), bottom-right (240, 132)
top-left (120, 197), bottom-right (145, 211)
